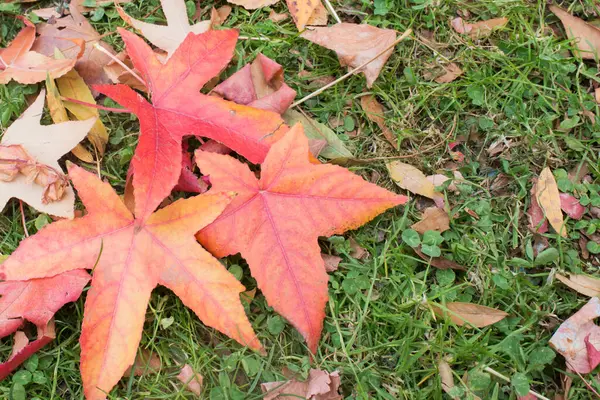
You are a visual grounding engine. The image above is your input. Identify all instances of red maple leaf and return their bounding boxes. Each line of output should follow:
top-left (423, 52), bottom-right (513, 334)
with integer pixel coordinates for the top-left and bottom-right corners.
top-left (196, 125), bottom-right (407, 352)
top-left (95, 28), bottom-right (287, 219)
top-left (0, 165), bottom-right (260, 400)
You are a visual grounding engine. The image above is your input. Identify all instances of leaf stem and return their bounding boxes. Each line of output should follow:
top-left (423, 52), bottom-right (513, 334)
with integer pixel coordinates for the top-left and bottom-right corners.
top-left (60, 96), bottom-right (132, 113)
top-left (322, 0), bottom-right (341, 24)
top-left (290, 28), bottom-right (412, 108)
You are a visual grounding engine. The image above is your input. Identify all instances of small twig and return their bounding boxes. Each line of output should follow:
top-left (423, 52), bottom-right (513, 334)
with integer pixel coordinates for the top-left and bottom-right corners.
top-left (19, 201), bottom-right (29, 238)
top-left (92, 43), bottom-right (145, 85)
top-left (483, 367), bottom-right (551, 400)
top-left (60, 97), bottom-right (132, 113)
top-left (570, 367), bottom-right (600, 398)
top-left (322, 0), bottom-right (341, 24)
top-left (238, 36), bottom-right (273, 41)
top-left (290, 28), bottom-right (412, 108)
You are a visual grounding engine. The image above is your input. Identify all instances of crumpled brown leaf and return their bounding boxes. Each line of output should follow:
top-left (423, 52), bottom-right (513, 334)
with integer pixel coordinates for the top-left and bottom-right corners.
top-left (261, 368), bottom-right (342, 400)
top-left (176, 364), bottom-right (204, 395)
top-left (31, 4), bottom-right (115, 90)
top-left (451, 16), bottom-right (508, 38)
top-left (555, 274), bottom-right (600, 297)
top-left (301, 23), bottom-right (397, 87)
top-left (434, 63), bottom-right (463, 83)
top-left (213, 53), bottom-right (296, 115)
top-left (550, 296), bottom-right (600, 373)
top-left (411, 207), bottom-right (450, 234)
top-left (124, 349), bottom-right (161, 377)
top-left (321, 254), bottom-right (342, 272)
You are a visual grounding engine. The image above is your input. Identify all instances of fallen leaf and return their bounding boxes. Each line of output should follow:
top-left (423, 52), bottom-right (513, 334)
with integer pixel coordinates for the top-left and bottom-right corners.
top-left (261, 368), bottom-right (342, 400)
top-left (96, 28), bottom-right (287, 220)
top-left (426, 171), bottom-right (463, 192)
top-left (559, 193), bottom-right (585, 220)
top-left (556, 274), bottom-right (600, 297)
top-left (227, 0), bottom-right (279, 10)
top-left (438, 360), bottom-right (456, 398)
top-left (414, 248), bottom-right (466, 271)
top-left (549, 297), bottom-right (600, 373)
top-left (282, 109), bottom-right (353, 159)
top-left (72, 0), bottom-right (131, 12)
top-left (0, 320), bottom-right (56, 381)
top-left (196, 125), bottom-right (406, 352)
top-left (285, 0), bottom-right (327, 30)
top-left (302, 23), bottom-right (397, 87)
top-left (0, 17), bottom-right (78, 84)
top-left (174, 139), bottom-right (208, 194)
top-left (386, 161), bottom-right (444, 207)
top-left (432, 302), bottom-right (508, 327)
top-left (269, 10), bottom-right (289, 23)
top-left (0, 90), bottom-right (95, 218)
top-left (124, 349), bottom-right (161, 377)
top-left (527, 184), bottom-right (548, 234)
top-left (434, 63), bottom-right (463, 83)
top-left (411, 207), bottom-right (450, 234)
top-left (309, 139), bottom-right (328, 157)
top-left (451, 16), bottom-right (508, 38)
top-left (536, 167), bottom-right (567, 237)
top-left (213, 53), bottom-right (296, 114)
top-left (176, 364), bottom-right (203, 395)
top-left (360, 95), bottom-right (397, 149)
top-left (0, 165), bottom-right (261, 400)
top-left (32, 5), bottom-right (116, 89)
top-left (118, 0), bottom-right (212, 58)
top-left (550, 5), bottom-right (600, 60)
top-left (212, 5), bottom-right (232, 25)
top-left (349, 238), bottom-right (368, 260)
top-left (322, 254), bottom-right (342, 272)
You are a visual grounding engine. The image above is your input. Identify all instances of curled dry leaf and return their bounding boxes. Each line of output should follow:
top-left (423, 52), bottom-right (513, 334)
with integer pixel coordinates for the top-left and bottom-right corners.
top-left (438, 360), bottom-right (456, 398)
top-left (212, 5), bottom-right (232, 25)
top-left (411, 207), bottom-right (450, 234)
top-left (414, 248), bottom-right (466, 271)
top-left (302, 23), bottom-right (397, 87)
top-left (269, 10), bottom-right (289, 23)
top-left (386, 161), bottom-right (444, 207)
top-left (434, 63), bottom-right (463, 83)
top-left (261, 368), bottom-right (342, 400)
top-left (0, 17), bottom-right (79, 84)
top-left (118, 0), bottom-right (212, 58)
top-left (536, 167), bottom-right (567, 237)
top-left (0, 320), bottom-right (57, 381)
top-left (555, 274), bottom-right (600, 297)
top-left (426, 171), bottom-right (464, 192)
top-left (213, 53), bottom-right (296, 114)
top-left (360, 95), bottom-right (397, 149)
top-left (451, 16), bottom-right (508, 39)
top-left (32, 5), bottom-right (116, 88)
top-left (432, 302), bottom-right (508, 327)
top-left (176, 364), bottom-right (204, 395)
top-left (550, 5), bottom-right (600, 60)
top-left (282, 109), bottom-right (353, 160)
top-left (549, 297), bottom-right (600, 373)
top-left (0, 90), bottom-right (95, 218)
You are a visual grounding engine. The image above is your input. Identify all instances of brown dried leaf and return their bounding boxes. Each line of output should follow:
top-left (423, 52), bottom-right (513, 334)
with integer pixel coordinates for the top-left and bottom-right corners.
top-left (269, 10), bottom-right (289, 23)
top-left (432, 302), bottom-right (508, 327)
top-left (124, 349), bottom-right (161, 377)
top-left (261, 369), bottom-right (342, 400)
top-left (414, 248), bottom-right (466, 271)
top-left (434, 63), bottom-right (463, 83)
top-left (411, 207), bottom-right (450, 234)
top-left (228, 0), bottom-right (279, 11)
top-left (550, 5), bottom-right (600, 60)
top-left (438, 360), bottom-right (456, 398)
top-left (451, 16), bottom-right (508, 38)
top-left (301, 23), bottom-right (397, 87)
top-left (360, 95), bottom-right (397, 149)
top-left (322, 254), bottom-right (342, 272)
top-left (556, 274), bottom-right (600, 297)
top-left (536, 167), bottom-right (567, 237)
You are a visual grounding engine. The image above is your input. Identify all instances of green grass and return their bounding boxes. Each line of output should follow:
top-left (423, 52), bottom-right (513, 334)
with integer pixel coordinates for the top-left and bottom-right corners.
top-left (1, 0), bottom-right (600, 399)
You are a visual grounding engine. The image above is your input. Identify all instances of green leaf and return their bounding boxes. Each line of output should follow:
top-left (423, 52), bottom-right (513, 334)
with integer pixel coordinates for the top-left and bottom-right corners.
top-left (559, 116), bottom-right (580, 130)
top-left (24, 354), bottom-right (38, 372)
top-left (90, 7), bottom-right (105, 21)
top-left (511, 372), bottom-right (530, 396)
top-left (10, 383), bottom-right (26, 400)
top-left (587, 241), bottom-right (600, 254)
top-left (507, 257), bottom-right (531, 268)
top-left (401, 229), bottom-right (420, 247)
top-left (159, 316), bottom-right (174, 330)
top-left (343, 116), bottom-right (355, 131)
top-left (32, 371), bottom-right (47, 385)
top-left (467, 370), bottom-right (491, 391)
top-left (12, 370), bottom-right (32, 386)
top-left (492, 274), bottom-right (509, 290)
top-left (528, 347), bottom-right (555, 366)
top-left (421, 244), bottom-right (441, 257)
top-left (436, 269), bottom-right (455, 286)
top-left (564, 136), bottom-right (585, 152)
top-left (282, 110), bottom-right (353, 159)
top-left (241, 357), bottom-right (261, 377)
top-left (228, 264), bottom-right (244, 281)
top-left (422, 230), bottom-right (444, 246)
top-left (267, 316), bottom-right (286, 335)
top-left (534, 248), bottom-right (559, 266)
top-left (34, 214), bottom-right (51, 231)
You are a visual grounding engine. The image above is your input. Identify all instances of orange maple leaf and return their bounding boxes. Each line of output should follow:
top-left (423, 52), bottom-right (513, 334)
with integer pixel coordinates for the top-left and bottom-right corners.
top-left (0, 17), bottom-right (79, 84)
top-left (95, 28), bottom-right (287, 220)
top-left (196, 124), bottom-right (407, 352)
top-left (0, 165), bottom-right (260, 400)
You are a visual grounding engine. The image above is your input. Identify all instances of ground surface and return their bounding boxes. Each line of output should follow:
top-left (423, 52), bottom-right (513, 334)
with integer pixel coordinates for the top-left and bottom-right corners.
top-left (1, 0), bottom-right (600, 399)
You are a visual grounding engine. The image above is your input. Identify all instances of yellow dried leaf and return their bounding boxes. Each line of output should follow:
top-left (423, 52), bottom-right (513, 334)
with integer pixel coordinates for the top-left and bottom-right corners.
top-left (535, 167), bottom-right (566, 237)
top-left (386, 161), bottom-right (443, 205)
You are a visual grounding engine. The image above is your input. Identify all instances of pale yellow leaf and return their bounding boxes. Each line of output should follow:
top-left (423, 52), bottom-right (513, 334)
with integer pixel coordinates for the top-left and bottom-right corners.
top-left (535, 167), bottom-right (566, 237)
top-left (387, 161), bottom-right (443, 205)
top-left (556, 274), bottom-right (600, 297)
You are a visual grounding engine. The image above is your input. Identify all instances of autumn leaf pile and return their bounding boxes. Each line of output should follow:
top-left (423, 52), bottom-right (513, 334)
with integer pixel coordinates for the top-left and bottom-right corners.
top-left (0, 1), bottom-right (412, 398)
